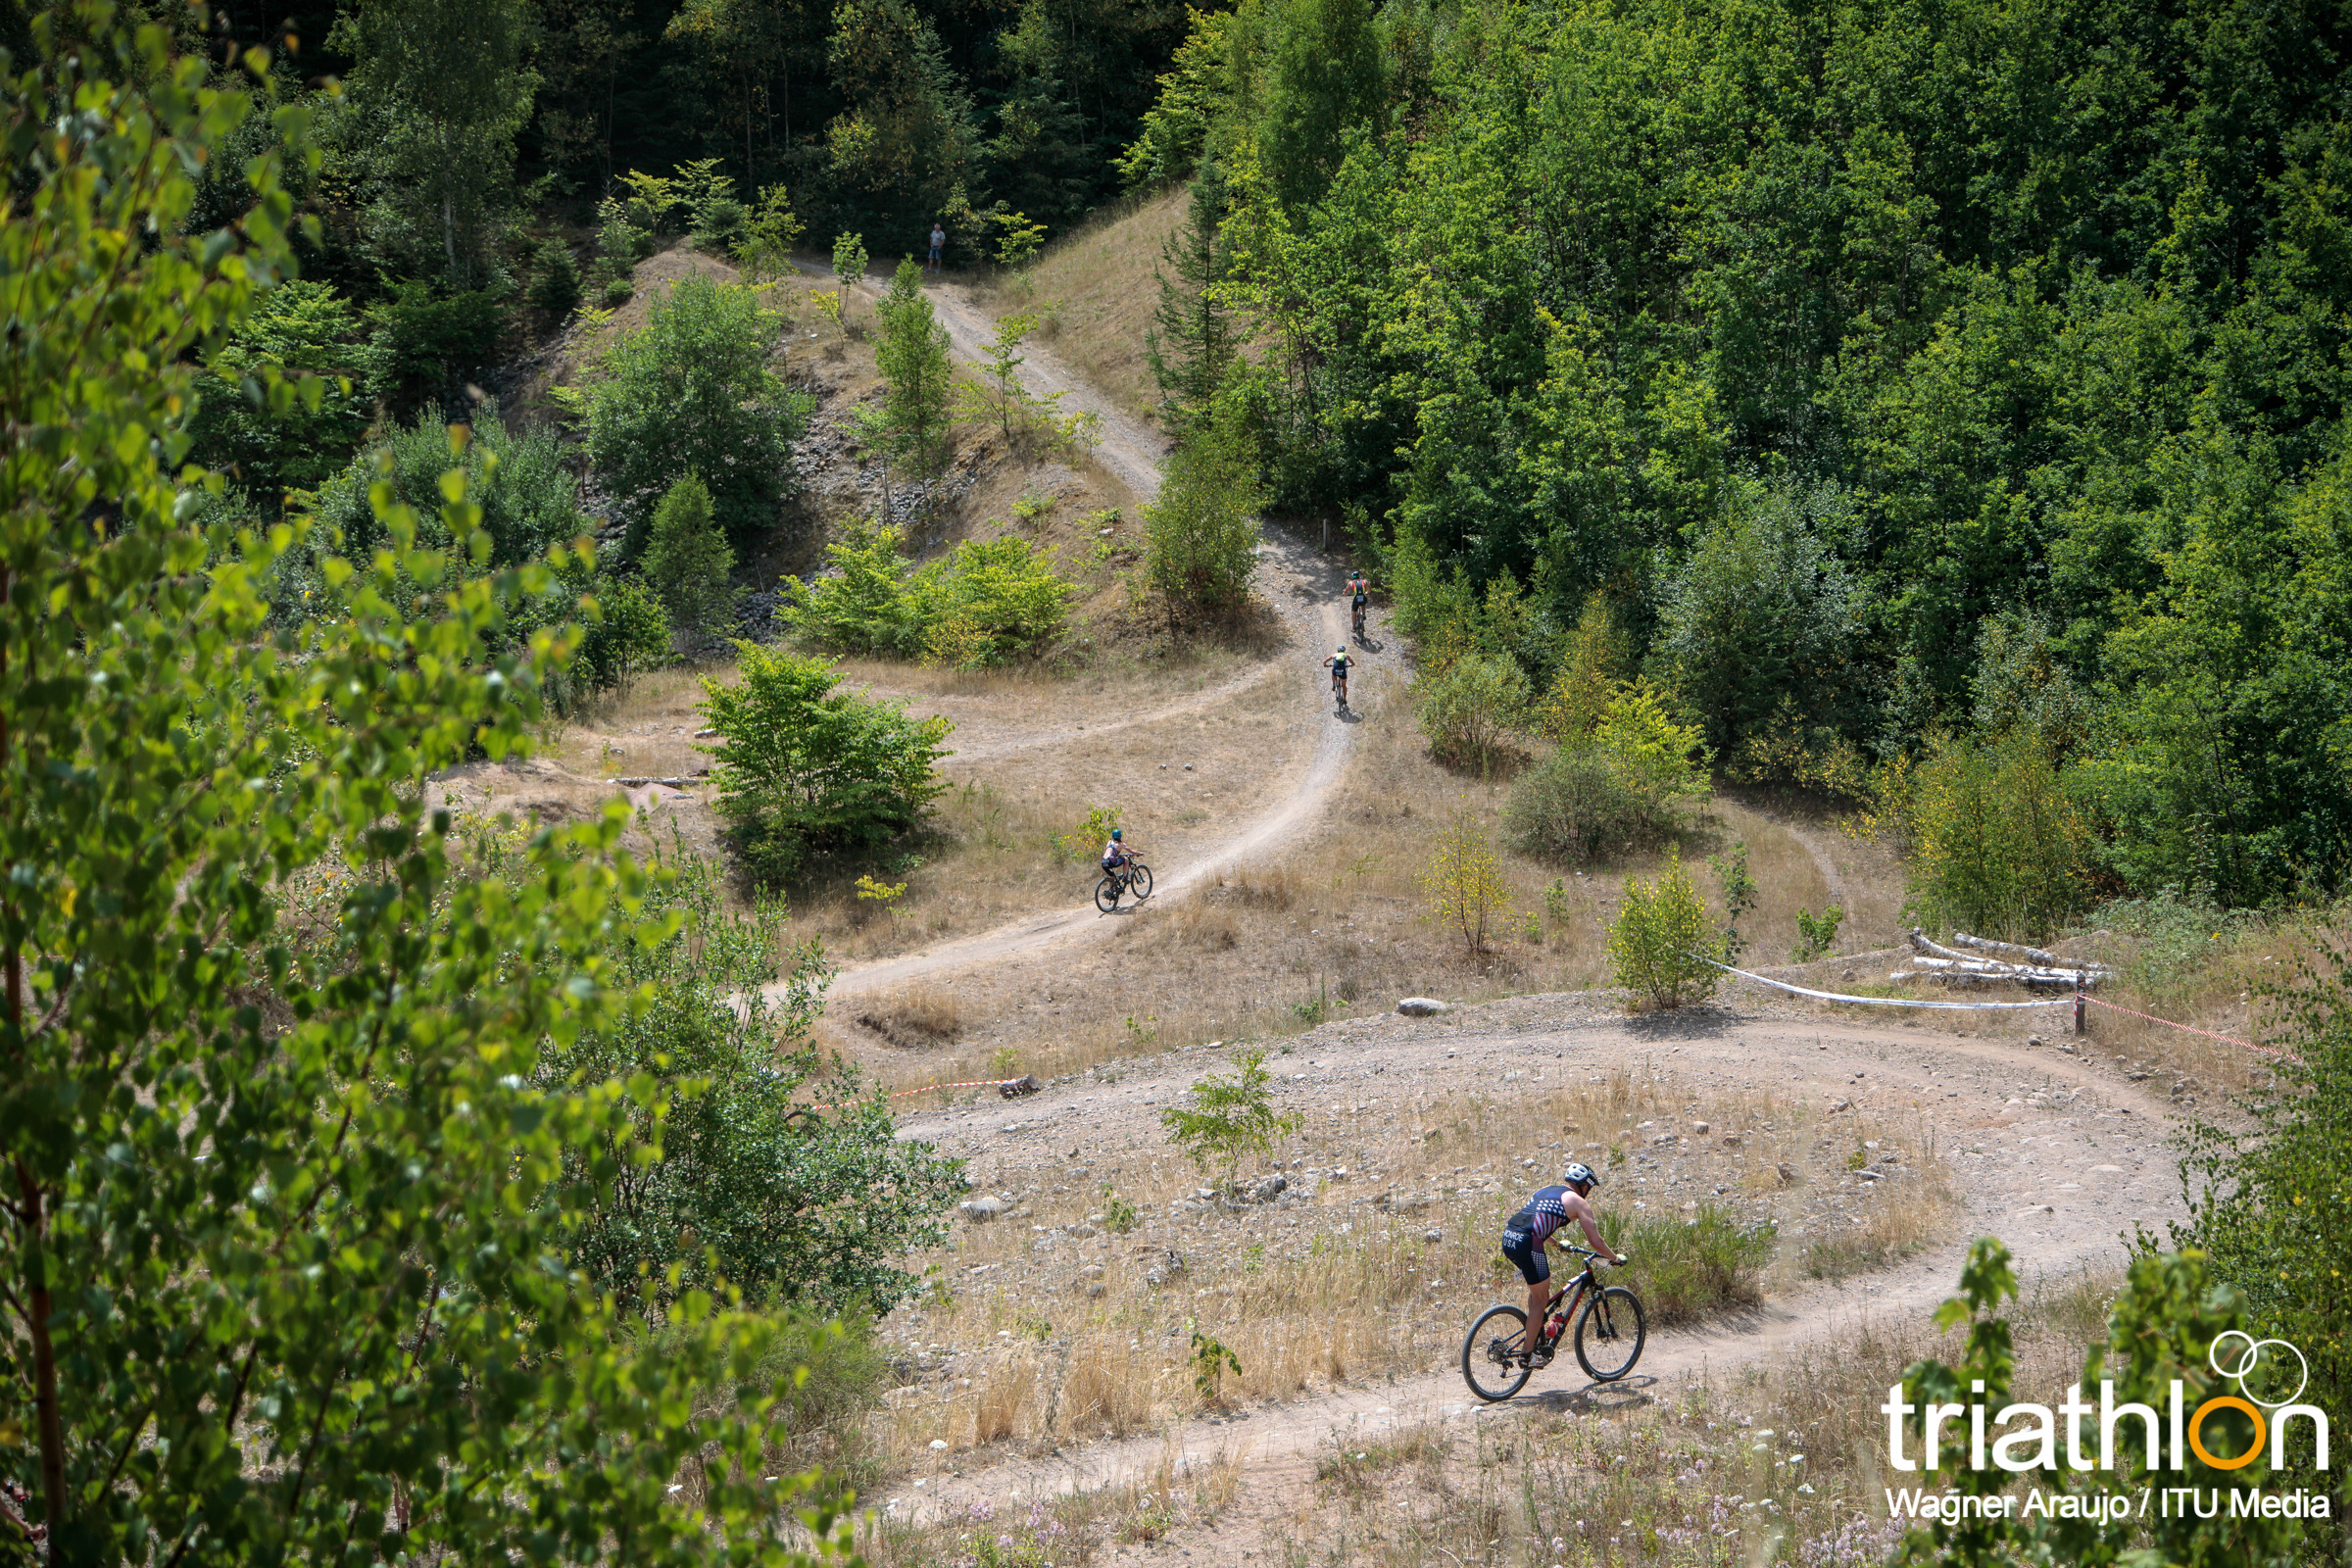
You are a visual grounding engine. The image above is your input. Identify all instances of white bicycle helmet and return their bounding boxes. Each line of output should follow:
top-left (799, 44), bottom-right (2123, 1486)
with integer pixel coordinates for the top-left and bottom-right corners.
top-left (1561, 1160), bottom-right (1598, 1192)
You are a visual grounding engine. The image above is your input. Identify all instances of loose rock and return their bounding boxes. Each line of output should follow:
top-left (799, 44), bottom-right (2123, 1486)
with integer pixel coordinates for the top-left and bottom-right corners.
top-left (1396, 997), bottom-right (1448, 1017)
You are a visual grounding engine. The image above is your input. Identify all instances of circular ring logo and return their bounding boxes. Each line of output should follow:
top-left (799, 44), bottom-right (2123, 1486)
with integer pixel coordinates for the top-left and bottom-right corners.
top-left (2209, 1332), bottom-right (2310, 1408)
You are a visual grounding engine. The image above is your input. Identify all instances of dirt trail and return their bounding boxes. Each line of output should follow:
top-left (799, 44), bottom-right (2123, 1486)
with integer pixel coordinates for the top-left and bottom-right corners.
top-left (787, 280), bottom-right (1367, 1002)
top-left (892, 1011), bottom-right (2177, 1540)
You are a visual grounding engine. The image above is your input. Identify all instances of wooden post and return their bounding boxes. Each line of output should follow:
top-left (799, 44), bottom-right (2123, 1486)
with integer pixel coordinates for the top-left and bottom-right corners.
top-left (2075, 971), bottom-right (2086, 1036)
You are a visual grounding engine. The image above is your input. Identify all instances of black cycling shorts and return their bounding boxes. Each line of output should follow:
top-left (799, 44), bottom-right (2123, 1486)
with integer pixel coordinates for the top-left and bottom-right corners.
top-left (1500, 1226), bottom-right (1548, 1286)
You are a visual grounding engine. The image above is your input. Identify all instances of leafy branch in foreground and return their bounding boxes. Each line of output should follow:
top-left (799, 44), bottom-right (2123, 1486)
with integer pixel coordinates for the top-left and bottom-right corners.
top-left (0, 12), bottom-right (853, 1560)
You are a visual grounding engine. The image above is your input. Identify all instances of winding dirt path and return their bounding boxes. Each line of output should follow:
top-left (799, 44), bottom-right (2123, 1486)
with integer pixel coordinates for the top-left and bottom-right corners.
top-left (894, 1011), bottom-right (2178, 1541)
top-left (782, 280), bottom-right (1368, 1003)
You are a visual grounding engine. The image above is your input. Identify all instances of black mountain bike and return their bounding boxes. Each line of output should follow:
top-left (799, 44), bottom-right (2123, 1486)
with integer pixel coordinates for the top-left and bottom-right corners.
top-left (1351, 598), bottom-right (1367, 638)
top-left (1460, 1246), bottom-right (1645, 1402)
top-left (1094, 859), bottom-right (1152, 912)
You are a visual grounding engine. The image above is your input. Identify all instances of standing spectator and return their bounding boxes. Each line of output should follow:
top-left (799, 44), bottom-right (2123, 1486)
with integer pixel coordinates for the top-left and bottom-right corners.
top-left (926, 220), bottom-right (947, 274)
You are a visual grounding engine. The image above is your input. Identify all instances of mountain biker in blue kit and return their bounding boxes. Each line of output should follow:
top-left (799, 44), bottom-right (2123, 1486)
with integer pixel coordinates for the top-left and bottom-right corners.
top-left (1500, 1162), bottom-right (1626, 1367)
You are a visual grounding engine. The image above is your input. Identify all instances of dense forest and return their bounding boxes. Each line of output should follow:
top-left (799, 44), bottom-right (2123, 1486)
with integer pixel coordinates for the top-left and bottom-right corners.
top-left (19, 0), bottom-right (2349, 921)
top-left (1137, 0), bottom-right (2352, 918)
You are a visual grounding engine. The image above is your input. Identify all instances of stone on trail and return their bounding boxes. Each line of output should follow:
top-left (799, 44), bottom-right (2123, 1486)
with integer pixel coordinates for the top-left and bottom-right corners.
top-left (999, 1074), bottom-right (1043, 1099)
top-left (1396, 997), bottom-right (1448, 1016)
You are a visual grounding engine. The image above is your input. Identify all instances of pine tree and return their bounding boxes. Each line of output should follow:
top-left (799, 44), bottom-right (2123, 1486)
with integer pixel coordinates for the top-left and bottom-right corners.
top-left (527, 236), bottom-right (582, 319)
top-left (1146, 161), bottom-right (1234, 437)
top-left (642, 473), bottom-right (737, 650)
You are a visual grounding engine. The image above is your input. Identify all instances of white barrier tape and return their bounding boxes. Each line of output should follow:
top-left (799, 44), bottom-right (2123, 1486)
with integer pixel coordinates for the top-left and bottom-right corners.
top-left (1696, 956), bottom-right (2071, 1011)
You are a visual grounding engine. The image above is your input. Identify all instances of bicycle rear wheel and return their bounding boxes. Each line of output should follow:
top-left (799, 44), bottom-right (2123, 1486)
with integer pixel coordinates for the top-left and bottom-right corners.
top-left (1094, 875), bottom-right (1122, 913)
top-left (1128, 862), bottom-right (1153, 901)
top-left (1460, 1304), bottom-right (1534, 1402)
top-left (1572, 1286), bottom-right (1646, 1383)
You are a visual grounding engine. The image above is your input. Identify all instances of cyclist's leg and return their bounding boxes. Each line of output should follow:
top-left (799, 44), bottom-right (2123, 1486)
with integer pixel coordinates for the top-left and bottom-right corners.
top-left (1500, 1228), bottom-right (1550, 1363)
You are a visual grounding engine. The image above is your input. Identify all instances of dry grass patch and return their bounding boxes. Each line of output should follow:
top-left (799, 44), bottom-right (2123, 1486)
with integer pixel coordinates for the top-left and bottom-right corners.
top-left (855, 984), bottom-right (963, 1049)
top-left (979, 186), bottom-right (1190, 425)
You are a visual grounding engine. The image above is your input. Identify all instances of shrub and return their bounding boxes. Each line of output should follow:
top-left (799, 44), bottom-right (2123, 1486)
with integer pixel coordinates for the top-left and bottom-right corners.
top-left (1902, 730), bottom-right (2091, 940)
top-left (1792, 904), bottom-right (1844, 961)
top-left (1159, 1049), bottom-right (1303, 1187)
top-left (1507, 680), bottom-right (1709, 861)
top-left (914, 536), bottom-right (1074, 667)
top-left (601, 274), bottom-right (635, 307)
top-left (527, 235), bottom-right (582, 319)
top-left (521, 843), bottom-right (965, 1314)
top-left (641, 472), bottom-right (736, 649)
top-left (832, 231), bottom-right (868, 317)
top-left (306, 405), bottom-right (585, 575)
top-left (779, 518), bottom-right (1072, 665)
top-left (1416, 652), bottom-right (1531, 775)
top-left (572, 573), bottom-right (672, 688)
top-left (734, 185), bottom-right (805, 280)
top-left (1420, 812), bottom-right (1514, 955)
top-left (1605, 1204), bottom-right (1778, 1325)
top-left (702, 645), bottom-right (954, 883)
top-left (585, 273), bottom-right (808, 551)
top-left (1536, 591), bottom-right (1632, 741)
top-left (1144, 402), bottom-right (1263, 624)
top-left (1607, 846), bottom-right (1726, 1008)
top-left (2166, 941), bottom-right (2352, 1485)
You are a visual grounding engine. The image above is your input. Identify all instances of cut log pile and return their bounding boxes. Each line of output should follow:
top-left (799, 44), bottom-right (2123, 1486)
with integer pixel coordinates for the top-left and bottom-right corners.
top-left (1889, 929), bottom-right (2116, 990)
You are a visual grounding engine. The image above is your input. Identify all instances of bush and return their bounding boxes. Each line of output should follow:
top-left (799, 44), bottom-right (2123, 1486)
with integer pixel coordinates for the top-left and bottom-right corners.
top-left (1604, 1204), bottom-right (1777, 1325)
top-left (308, 405), bottom-right (584, 569)
top-left (869, 259), bottom-right (956, 495)
top-left (1420, 812), bottom-right (1514, 955)
top-left (585, 273), bottom-right (808, 551)
top-left (572, 573), bottom-right (672, 689)
top-left (1607, 846), bottom-right (1726, 1008)
top-left (641, 472), bottom-right (735, 649)
top-left (779, 518), bottom-right (1073, 666)
top-left (1159, 1049), bottom-right (1303, 1187)
top-left (523, 844), bottom-right (965, 1314)
top-left (1901, 730), bottom-right (2091, 940)
top-left (1507, 680), bottom-right (1710, 861)
top-left (1415, 653), bottom-right (1531, 774)
top-left (602, 274), bottom-right (636, 307)
top-left (702, 645), bottom-right (954, 883)
top-left (527, 235), bottom-right (582, 318)
top-left (1144, 402), bottom-right (1263, 624)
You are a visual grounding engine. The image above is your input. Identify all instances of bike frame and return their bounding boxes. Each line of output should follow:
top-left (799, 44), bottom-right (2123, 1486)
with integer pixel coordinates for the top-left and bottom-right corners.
top-left (1538, 1247), bottom-right (1609, 1343)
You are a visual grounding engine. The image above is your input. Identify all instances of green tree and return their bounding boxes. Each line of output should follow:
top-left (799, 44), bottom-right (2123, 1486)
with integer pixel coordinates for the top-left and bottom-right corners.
top-left (871, 256), bottom-right (957, 495)
top-left (0, 16), bottom-right (854, 1559)
top-left (736, 182), bottom-right (806, 279)
top-left (1147, 159), bottom-right (1236, 436)
top-left (701, 645), bottom-right (955, 882)
top-left (832, 228), bottom-right (869, 315)
top-left (527, 233), bottom-right (582, 318)
top-left (1144, 400), bottom-right (1263, 623)
top-left (1900, 730), bottom-right (2091, 941)
top-left (1606, 847), bottom-right (1724, 1009)
top-left (1420, 812), bottom-right (1514, 955)
top-left (1256, 0), bottom-right (1384, 213)
top-left (185, 278), bottom-right (370, 503)
top-left (360, 276), bottom-right (506, 419)
top-left (1160, 1049), bottom-right (1303, 1187)
top-left (1414, 652), bottom-right (1529, 775)
top-left (533, 846), bottom-right (964, 1314)
top-left (585, 273), bottom-right (808, 550)
top-left (824, 0), bottom-right (977, 235)
top-left (1649, 480), bottom-right (1866, 760)
top-left (334, 0), bottom-right (537, 284)
top-left (642, 472), bottom-right (736, 650)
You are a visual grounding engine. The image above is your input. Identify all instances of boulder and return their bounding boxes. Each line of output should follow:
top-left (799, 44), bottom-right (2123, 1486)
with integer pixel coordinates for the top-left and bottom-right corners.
top-left (958, 1196), bottom-right (1009, 1222)
top-left (1396, 997), bottom-right (1448, 1017)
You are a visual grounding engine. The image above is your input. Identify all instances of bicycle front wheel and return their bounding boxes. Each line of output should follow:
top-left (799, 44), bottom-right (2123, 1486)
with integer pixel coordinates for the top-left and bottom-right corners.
top-left (1127, 863), bottom-right (1152, 901)
top-left (1460, 1304), bottom-right (1534, 1402)
top-left (1094, 875), bottom-right (1122, 913)
top-left (1573, 1285), bottom-right (1646, 1383)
